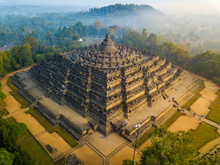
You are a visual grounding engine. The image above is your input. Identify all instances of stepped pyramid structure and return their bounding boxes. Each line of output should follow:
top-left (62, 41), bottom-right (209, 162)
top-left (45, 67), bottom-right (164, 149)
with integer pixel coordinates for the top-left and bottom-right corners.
top-left (12, 34), bottom-right (189, 140)
top-left (29, 34), bottom-right (182, 136)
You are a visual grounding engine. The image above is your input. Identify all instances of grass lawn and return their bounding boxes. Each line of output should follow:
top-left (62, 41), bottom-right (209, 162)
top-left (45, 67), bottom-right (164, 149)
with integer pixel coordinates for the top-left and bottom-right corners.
top-left (207, 102), bottom-right (220, 123)
top-left (194, 81), bottom-right (205, 95)
top-left (20, 138), bottom-right (53, 165)
top-left (48, 126), bottom-right (79, 148)
top-left (51, 158), bottom-right (64, 165)
top-left (188, 122), bottom-right (219, 150)
top-left (183, 81), bottom-right (204, 110)
top-left (10, 92), bottom-right (29, 109)
top-left (7, 77), bottom-right (28, 109)
top-left (164, 111), bottom-right (182, 128)
top-left (182, 94), bottom-right (201, 110)
top-left (6, 77), bottom-right (13, 84)
top-left (0, 117), bottom-right (16, 125)
top-left (26, 109), bottom-right (52, 130)
top-left (216, 89), bottom-right (220, 96)
top-left (136, 127), bottom-right (155, 148)
top-left (214, 97), bottom-right (220, 103)
top-left (7, 117), bottom-right (16, 124)
top-left (0, 108), bottom-right (9, 116)
top-left (17, 130), bottom-right (33, 145)
top-left (0, 99), bottom-right (6, 107)
top-left (8, 84), bottom-right (18, 92)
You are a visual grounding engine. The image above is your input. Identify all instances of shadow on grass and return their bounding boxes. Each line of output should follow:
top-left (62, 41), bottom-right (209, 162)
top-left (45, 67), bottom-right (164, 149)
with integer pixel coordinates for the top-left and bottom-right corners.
top-left (25, 109), bottom-right (53, 130)
top-left (48, 126), bottom-right (79, 148)
top-left (183, 81), bottom-right (205, 110)
top-left (26, 109), bottom-right (79, 148)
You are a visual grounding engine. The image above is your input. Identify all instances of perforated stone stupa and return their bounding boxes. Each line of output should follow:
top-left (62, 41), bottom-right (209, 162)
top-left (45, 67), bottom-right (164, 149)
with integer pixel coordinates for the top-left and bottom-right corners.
top-left (28, 34), bottom-right (183, 137)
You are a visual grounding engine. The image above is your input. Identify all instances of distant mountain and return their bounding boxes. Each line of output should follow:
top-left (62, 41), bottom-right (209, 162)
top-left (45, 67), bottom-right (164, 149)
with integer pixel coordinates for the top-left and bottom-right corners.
top-left (68, 4), bottom-right (164, 27)
top-left (74, 4), bottom-right (163, 17)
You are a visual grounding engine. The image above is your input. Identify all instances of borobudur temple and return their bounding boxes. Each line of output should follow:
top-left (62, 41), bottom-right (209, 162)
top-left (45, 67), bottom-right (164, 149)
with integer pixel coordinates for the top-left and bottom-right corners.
top-left (12, 34), bottom-right (187, 140)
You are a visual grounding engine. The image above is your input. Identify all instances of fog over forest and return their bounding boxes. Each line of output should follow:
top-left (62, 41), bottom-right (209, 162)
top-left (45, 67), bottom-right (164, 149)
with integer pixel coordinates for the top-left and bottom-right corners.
top-left (0, 3), bottom-right (220, 96)
top-left (1, 4), bottom-right (220, 54)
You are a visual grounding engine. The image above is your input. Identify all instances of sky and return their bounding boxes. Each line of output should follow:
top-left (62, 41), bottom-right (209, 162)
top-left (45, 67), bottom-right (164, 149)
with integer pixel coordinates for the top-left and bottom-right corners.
top-left (1, 0), bottom-right (220, 15)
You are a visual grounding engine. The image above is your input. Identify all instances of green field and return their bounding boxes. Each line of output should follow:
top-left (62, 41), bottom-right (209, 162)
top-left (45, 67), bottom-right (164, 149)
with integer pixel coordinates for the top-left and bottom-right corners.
top-left (8, 83), bottom-right (18, 92)
top-left (20, 138), bottom-right (53, 165)
top-left (17, 130), bottom-right (33, 145)
top-left (7, 76), bottom-right (28, 109)
top-left (164, 111), bottom-right (182, 128)
top-left (188, 122), bottom-right (219, 150)
top-left (10, 92), bottom-right (29, 108)
top-left (48, 126), bottom-right (79, 148)
top-left (207, 101), bottom-right (220, 123)
top-left (194, 81), bottom-right (205, 94)
top-left (6, 77), bottom-right (13, 84)
top-left (0, 99), bottom-right (6, 107)
top-left (136, 127), bottom-right (155, 148)
top-left (26, 109), bottom-right (53, 130)
top-left (216, 89), bottom-right (220, 96)
top-left (0, 108), bottom-right (9, 116)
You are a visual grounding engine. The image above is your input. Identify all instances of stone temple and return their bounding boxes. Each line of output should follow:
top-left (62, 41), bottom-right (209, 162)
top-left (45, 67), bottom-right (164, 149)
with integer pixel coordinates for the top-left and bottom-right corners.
top-left (12, 34), bottom-right (187, 141)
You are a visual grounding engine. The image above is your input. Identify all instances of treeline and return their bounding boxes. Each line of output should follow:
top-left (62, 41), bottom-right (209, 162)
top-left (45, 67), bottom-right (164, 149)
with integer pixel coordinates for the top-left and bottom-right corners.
top-left (1, 23), bottom-right (220, 86)
top-left (0, 35), bottom-right (78, 77)
top-left (120, 30), bottom-right (220, 86)
top-left (0, 118), bottom-right (37, 165)
top-left (78, 4), bottom-right (162, 17)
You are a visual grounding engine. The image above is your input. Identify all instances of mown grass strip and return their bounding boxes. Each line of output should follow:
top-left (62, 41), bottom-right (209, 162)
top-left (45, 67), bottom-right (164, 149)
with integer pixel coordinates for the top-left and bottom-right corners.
top-left (194, 81), bottom-right (205, 95)
top-left (25, 109), bottom-right (52, 130)
top-left (0, 108), bottom-right (9, 116)
top-left (17, 129), bottom-right (33, 145)
top-left (8, 84), bottom-right (18, 92)
top-left (183, 81), bottom-right (205, 110)
top-left (188, 122), bottom-right (219, 150)
top-left (51, 158), bottom-right (64, 165)
top-left (164, 111), bottom-right (182, 128)
top-left (6, 77), bottom-right (13, 84)
top-left (216, 89), bottom-right (220, 96)
top-left (20, 138), bottom-right (53, 165)
top-left (48, 126), bottom-right (79, 148)
top-left (136, 127), bottom-right (155, 148)
top-left (206, 100), bottom-right (220, 123)
top-left (0, 99), bottom-right (6, 107)
top-left (10, 92), bottom-right (29, 109)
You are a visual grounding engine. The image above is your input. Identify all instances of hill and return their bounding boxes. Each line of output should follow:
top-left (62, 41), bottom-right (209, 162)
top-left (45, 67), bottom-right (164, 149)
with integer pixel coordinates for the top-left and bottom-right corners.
top-left (74, 4), bottom-right (163, 17)
top-left (68, 4), bottom-right (164, 26)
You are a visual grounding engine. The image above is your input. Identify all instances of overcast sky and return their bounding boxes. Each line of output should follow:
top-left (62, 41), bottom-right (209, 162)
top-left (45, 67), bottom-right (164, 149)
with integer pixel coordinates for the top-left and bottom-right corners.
top-left (1, 0), bottom-right (220, 15)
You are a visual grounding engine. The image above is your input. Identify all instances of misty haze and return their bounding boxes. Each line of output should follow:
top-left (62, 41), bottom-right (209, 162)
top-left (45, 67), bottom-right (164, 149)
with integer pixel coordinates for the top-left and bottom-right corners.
top-left (0, 1), bottom-right (220, 165)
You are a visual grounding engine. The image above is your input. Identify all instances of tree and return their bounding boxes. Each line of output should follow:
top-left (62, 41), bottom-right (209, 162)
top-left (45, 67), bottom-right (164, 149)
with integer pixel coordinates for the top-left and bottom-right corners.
top-left (94, 20), bottom-right (105, 35)
top-left (72, 34), bottom-right (80, 41)
top-left (23, 36), bottom-right (39, 53)
top-left (107, 28), bottom-right (116, 43)
top-left (0, 122), bottom-right (37, 165)
top-left (148, 33), bottom-right (158, 52)
top-left (123, 30), bottom-right (143, 49)
top-left (0, 148), bottom-right (15, 165)
top-left (137, 125), bottom-right (198, 165)
top-left (0, 92), bottom-right (7, 101)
